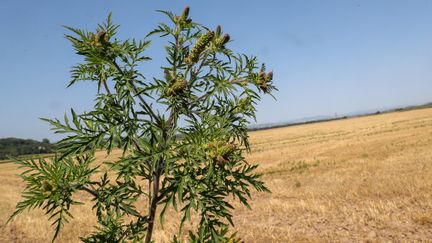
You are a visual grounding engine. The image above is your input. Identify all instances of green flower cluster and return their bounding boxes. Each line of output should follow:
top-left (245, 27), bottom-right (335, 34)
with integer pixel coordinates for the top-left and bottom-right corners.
top-left (174, 6), bottom-right (192, 29)
top-left (89, 31), bottom-right (110, 48)
top-left (234, 97), bottom-right (252, 114)
top-left (256, 70), bottom-right (273, 92)
top-left (165, 78), bottom-right (188, 96)
top-left (213, 25), bottom-right (230, 49)
top-left (186, 31), bottom-right (215, 64)
top-left (205, 140), bottom-right (238, 165)
top-left (41, 180), bottom-right (56, 196)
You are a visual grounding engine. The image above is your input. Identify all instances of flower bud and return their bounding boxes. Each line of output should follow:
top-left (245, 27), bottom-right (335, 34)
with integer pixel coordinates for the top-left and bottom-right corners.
top-left (182, 6), bottom-right (190, 20)
top-left (221, 34), bottom-right (230, 45)
top-left (176, 6), bottom-right (191, 29)
top-left (215, 25), bottom-right (222, 37)
top-left (215, 34), bottom-right (230, 48)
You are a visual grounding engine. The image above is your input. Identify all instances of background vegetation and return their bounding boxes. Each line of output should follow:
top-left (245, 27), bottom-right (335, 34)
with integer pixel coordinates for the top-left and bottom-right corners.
top-left (0, 138), bottom-right (53, 160)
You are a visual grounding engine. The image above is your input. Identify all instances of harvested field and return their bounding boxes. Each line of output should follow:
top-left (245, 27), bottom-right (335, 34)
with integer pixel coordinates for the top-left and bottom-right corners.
top-left (1, 108), bottom-right (432, 242)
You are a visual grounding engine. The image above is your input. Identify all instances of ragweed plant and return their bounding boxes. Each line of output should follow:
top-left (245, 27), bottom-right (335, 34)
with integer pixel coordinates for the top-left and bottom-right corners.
top-left (9, 6), bottom-right (276, 243)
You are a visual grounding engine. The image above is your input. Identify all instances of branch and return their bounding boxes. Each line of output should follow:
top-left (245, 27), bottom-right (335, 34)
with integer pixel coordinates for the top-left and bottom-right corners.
top-left (80, 185), bottom-right (98, 197)
top-left (189, 77), bottom-right (248, 105)
top-left (79, 185), bottom-right (146, 219)
top-left (229, 78), bottom-right (248, 84)
top-left (112, 60), bottom-right (159, 122)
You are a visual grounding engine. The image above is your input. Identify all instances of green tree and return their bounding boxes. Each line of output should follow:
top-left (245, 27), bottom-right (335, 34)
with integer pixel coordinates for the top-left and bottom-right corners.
top-left (0, 138), bottom-right (54, 160)
top-left (9, 6), bottom-right (276, 242)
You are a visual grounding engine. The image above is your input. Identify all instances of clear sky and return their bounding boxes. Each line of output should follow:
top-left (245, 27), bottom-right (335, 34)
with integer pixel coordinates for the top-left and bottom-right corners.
top-left (1, 0), bottom-right (432, 141)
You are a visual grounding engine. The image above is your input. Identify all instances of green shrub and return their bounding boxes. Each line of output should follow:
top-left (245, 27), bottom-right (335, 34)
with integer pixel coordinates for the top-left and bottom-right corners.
top-left (9, 6), bottom-right (276, 242)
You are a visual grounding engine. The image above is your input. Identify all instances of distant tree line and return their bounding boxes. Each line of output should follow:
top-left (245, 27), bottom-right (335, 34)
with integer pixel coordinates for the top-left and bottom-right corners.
top-left (0, 138), bottom-right (54, 160)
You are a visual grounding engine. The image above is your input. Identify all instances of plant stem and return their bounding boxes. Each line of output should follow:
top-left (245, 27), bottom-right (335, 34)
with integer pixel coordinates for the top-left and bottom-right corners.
top-left (145, 28), bottom-right (182, 242)
top-left (145, 104), bottom-right (176, 242)
top-left (145, 157), bottom-right (163, 243)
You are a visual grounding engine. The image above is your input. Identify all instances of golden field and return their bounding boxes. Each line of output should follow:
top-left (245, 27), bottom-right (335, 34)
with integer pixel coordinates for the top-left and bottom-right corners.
top-left (1, 108), bottom-right (432, 242)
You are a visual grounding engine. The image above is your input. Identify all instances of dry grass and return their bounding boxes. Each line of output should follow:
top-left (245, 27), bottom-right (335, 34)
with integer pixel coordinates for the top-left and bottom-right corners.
top-left (2, 108), bottom-right (432, 242)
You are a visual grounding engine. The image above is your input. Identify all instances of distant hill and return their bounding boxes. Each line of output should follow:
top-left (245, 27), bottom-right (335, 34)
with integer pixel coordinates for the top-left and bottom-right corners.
top-left (0, 138), bottom-right (54, 160)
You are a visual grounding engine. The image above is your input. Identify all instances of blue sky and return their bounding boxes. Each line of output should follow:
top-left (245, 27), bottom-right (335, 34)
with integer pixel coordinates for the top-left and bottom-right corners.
top-left (1, 0), bottom-right (432, 141)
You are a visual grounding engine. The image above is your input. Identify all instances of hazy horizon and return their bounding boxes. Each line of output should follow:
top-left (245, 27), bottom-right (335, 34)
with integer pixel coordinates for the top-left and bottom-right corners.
top-left (1, 0), bottom-right (432, 141)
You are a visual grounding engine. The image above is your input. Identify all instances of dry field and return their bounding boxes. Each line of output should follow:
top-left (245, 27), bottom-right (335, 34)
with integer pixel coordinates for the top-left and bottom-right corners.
top-left (1, 108), bottom-right (432, 242)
